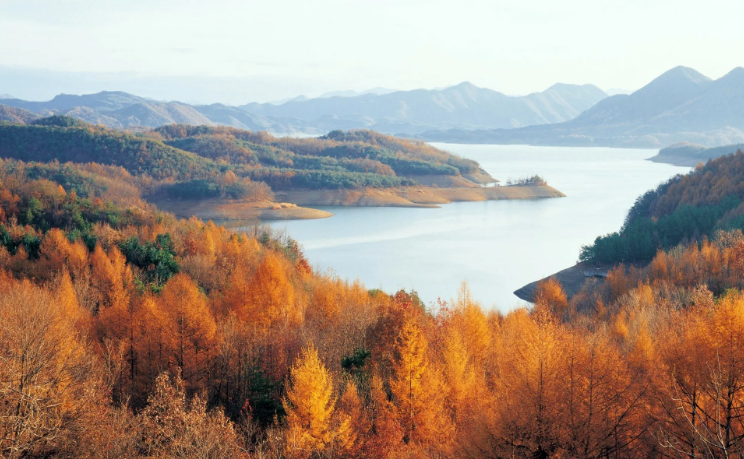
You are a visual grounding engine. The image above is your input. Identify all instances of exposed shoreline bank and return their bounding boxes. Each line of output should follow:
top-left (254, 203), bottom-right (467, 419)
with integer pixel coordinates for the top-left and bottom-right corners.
top-left (514, 262), bottom-right (618, 303)
top-left (150, 198), bottom-right (334, 221)
top-left (278, 184), bottom-right (565, 209)
top-left (152, 184), bottom-right (565, 222)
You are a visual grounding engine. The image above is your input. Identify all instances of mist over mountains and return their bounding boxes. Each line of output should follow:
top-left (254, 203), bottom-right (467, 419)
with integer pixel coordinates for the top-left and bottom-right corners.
top-left (421, 66), bottom-right (744, 148)
top-left (0, 82), bottom-right (607, 135)
top-left (238, 82), bottom-right (607, 134)
top-left (2, 66), bottom-right (742, 149)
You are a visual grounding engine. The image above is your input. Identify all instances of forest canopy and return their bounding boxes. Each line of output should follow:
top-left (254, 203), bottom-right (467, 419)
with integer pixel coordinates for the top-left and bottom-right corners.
top-left (5, 145), bottom-right (744, 457)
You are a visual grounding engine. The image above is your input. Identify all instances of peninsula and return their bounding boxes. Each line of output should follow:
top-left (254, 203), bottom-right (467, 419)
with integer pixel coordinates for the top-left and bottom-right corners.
top-left (0, 115), bottom-right (563, 221)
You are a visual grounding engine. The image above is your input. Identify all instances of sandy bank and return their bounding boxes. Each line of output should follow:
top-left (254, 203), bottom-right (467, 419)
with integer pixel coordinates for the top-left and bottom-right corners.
top-left (150, 198), bottom-right (333, 221)
top-left (277, 185), bottom-right (565, 208)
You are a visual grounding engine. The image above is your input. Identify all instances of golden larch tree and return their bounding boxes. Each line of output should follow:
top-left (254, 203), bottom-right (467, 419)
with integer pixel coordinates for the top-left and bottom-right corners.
top-left (284, 346), bottom-right (341, 458)
top-left (159, 273), bottom-right (218, 388)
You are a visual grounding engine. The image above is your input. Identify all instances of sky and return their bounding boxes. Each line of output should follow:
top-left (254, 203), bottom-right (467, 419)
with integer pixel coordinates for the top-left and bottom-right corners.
top-left (0, 0), bottom-right (743, 104)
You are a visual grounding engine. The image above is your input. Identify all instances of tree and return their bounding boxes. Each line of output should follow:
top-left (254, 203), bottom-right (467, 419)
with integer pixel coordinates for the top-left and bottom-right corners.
top-left (89, 245), bottom-right (131, 312)
top-left (365, 375), bottom-right (404, 458)
top-left (389, 315), bottom-right (451, 453)
top-left (533, 277), bottom-right (569, 319)
top-left (138, 372), bottom-right (243, 458)
top-left (390, 317), bottom-right (428, 444)
top-left (284, 346), bottom-right (344, 458)
top-left (160, 274), bottom-right (218, 389)
top-left (0, 279), bottom-right (101, 458)
top-left (238, 252), bottom-right (297, 329)
top-left (440, 326), bottom-right (476, 422)
top-left (656, 292), bottom-right (744, 458)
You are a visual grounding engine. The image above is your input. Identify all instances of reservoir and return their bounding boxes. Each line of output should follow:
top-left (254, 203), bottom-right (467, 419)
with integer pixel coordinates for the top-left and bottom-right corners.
top-left (270, 144), bottom-right (689, 311)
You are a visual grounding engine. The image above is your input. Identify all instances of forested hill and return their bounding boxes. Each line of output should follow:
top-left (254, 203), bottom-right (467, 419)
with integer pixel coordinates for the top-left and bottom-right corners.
top-left (0, 103), bottom-right (40, 124)
top-left (0, 116), bottom-right (488, 196)
top-left (151, 125), bottom-right (482, 178)
top-left (581, 149), bottom-right (744, 263)
top-left (0, 116), bottom-right (217, 181)
top-left (650, 141), bottom-right (744, 166)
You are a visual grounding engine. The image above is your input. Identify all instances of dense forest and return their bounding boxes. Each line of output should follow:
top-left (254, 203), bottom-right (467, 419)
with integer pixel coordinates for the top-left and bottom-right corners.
top-left (581, 150), bottom-right (744, 264)
top-left (0, 117), bottom-right (484, 201)
top-left (5, 131), bottom-right (744, 458)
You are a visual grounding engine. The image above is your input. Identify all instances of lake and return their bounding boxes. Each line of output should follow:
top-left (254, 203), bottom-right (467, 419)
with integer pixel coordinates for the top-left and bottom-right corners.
top-left (269, 144), bottom-right (690, 312)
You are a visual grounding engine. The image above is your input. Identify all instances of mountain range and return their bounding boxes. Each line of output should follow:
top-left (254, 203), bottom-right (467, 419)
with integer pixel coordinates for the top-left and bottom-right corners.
top-left (239, 82), bottom-right (607, 134)
top-left (420, 66), bottom-right (744, 148)
top-left (3, 66), bottom-right (743, 149)
top-left (0, 82), bottom-right (607, 135)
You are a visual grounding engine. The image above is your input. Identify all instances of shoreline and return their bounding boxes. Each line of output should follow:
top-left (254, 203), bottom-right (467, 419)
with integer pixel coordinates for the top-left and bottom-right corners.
top-left (150, 198), bottom-right (334, 221)
top-left (278, 184), bottom-right (565, 209)
top-left (647, 153), bottom-right (705, 167)
top-left (514, 262), bottom-right (617, 303)
top-left (152, 184), bottom-right (565, 222)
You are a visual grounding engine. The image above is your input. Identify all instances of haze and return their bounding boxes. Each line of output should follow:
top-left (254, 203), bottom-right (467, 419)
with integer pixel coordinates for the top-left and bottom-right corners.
top-left (1, 0), bottom-right (743, 103)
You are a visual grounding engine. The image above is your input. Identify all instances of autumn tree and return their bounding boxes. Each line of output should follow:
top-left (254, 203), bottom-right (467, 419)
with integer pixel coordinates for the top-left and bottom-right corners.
top-left (284, 346), bottom-right (349, 458)
top-left (389, 315), bottom-right (451, 454)
top-left (365, 375), bottom-right (404, 458)
top-left (533, 277), bottom-right (569, 319)
top-left (0, 279), bottom-right (102, 458)
top-left (157, 274), bottom-right (218, 390)
top-left (137, 371), bottom-right (243, 458)
top-left (228, 251), bottom-right (297, 329)
top-left (656, 292), bottom-right (744, 458)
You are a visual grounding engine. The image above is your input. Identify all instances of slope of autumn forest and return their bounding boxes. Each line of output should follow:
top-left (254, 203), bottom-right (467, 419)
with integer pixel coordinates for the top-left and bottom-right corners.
top-left (581, 149), bottom-right (744, 264)
top-left (5, 144), bottom-right (744, 459)
top-left (0, 116), bottom-right (487, 196)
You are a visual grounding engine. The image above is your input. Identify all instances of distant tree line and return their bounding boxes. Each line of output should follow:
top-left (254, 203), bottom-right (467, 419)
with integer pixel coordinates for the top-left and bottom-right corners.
top-left (505, 175), bottom-right (547, 186)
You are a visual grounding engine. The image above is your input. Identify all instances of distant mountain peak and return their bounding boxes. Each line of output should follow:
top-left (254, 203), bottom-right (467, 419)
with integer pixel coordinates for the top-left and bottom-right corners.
top-left (545, 82), bottom-right (607, 95)
top-left (650, 66), bottom-right (711, 86)
top-left (318, 87), bottom-right (398, 99)
top-left (717, 67), bottom-right (744, 83)
top-left (447, 81), bottom-right (480, 90)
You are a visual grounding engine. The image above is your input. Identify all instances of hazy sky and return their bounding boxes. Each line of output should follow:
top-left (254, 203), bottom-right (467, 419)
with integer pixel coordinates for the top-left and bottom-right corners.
top-left (1, 0), bottom-right (742, 103)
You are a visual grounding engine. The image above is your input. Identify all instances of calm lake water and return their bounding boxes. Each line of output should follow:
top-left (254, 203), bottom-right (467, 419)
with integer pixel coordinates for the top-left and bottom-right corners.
top-left (269, 144), bottom-right (690, 312)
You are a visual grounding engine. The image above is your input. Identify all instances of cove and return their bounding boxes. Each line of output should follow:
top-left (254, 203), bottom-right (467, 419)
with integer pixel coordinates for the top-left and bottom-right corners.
top-left (269, 144), bottom-right (690, 311)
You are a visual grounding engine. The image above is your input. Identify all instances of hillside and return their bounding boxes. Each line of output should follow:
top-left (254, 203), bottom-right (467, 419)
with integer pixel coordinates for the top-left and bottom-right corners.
top-left (0, 83), bottom-right (607, 134)
top-left (0, 118), bottom-right (480, 189)
top-left (0, 117), bottom-right (218, 181)
top-left (421, 66), bottom-right (744, 147)
top-left (580, 149), bottom-right (744, 264)
top-left (0, 103), bottom-right (40, 124)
